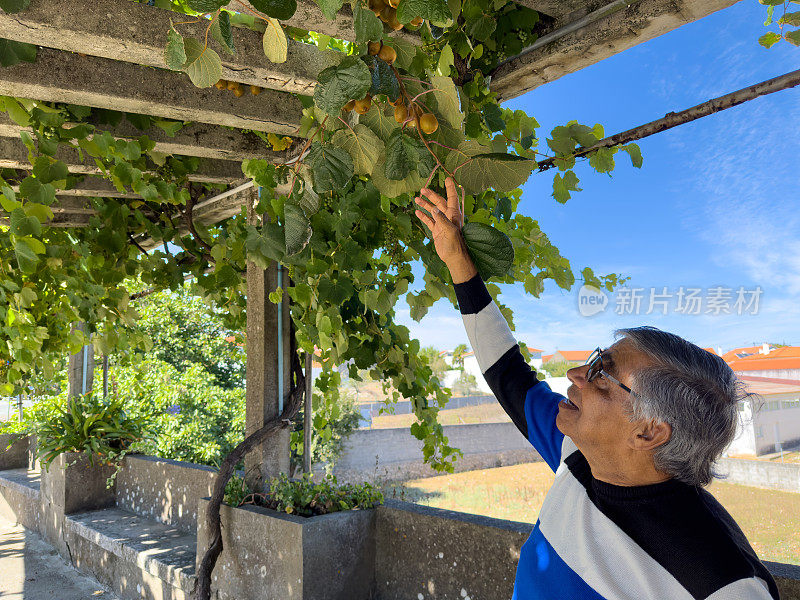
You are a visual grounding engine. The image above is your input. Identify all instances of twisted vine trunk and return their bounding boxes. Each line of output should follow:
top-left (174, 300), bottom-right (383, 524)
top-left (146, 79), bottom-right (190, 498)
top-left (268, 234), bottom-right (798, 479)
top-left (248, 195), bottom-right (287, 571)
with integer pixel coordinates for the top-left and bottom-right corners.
top-left (192, 336), bottom-right (306, 600)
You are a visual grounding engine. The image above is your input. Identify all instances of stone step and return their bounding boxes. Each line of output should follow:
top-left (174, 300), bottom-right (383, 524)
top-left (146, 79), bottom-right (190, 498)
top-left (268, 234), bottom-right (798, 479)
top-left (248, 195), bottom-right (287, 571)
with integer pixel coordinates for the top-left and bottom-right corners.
top-left (0, 467), bottom-right (41, 531)
top-left (65, 507), bottom-right (197, 600)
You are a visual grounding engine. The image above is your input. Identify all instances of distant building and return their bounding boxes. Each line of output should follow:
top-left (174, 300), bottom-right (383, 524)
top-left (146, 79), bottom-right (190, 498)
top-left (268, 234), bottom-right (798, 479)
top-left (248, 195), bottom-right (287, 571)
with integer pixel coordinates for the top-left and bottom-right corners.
top-left (726, 376), bottom-right (800, 456)
top-left (543, 350), bottom-right (594, 366)
top-left (725, 344), bottom-right (800, 380)
top-left (462, 347), bottom-right (543, 395)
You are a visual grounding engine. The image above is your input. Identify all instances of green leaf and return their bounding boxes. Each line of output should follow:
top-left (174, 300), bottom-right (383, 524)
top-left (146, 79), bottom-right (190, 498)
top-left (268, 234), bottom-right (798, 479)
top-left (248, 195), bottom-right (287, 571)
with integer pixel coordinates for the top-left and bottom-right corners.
top-left (19, 177), bottom-right (55, 205)
top-left (397, 0), bottom-right (450, 24)
top-left (298, 186), bottom-right (321, 216)
top-left (165, 26), bottom-right (187, 70)
top-left (307, 142), bottom-right (354, 193)
top-left (331, 124), bottom-right (384, 175)
top-left (758, 31), bottom-right (782, 48)
top-left (371, 156), bottom-right (425, 198)
top-left (482, 102), bottom-right (505, 132)
top-left (353, 0), bottom-right (383, 44)
top-left (284, 201), bottom-right (312, 255)
top-left (462, 222), bottom-right (514, 279)
top-left (9, 207), bottom-right (41, 236)
top-left (32, 157), bottom-right (69, 184)
top-left (1, 96), bottom-right (30, 126)
top-left (436, 43), bottom-right (454, 76)
top-left (182, 38), bottom-right (223, 88)
top-left (786, 30), bottom-right (800, 46)
top-left (262, 18), bottom-right (288, 63)
top-left (362, 55), bottom-right (400, 102)
top-left (361, 102), bottom-right (398, 139)
top-left (316, 0), bottom-right (345, 20)
top-left (468, 15), bottom-right (496, 41)
top-left (186, 0), bottom-right (229, 12)
top-left (588, 146), bottom-right (615, 173)
top-left (318, 276), bottom-right (354, 305)
top-left (430, 75), bottom-right (463, 129)
top-left (154, 119), bottom-right (184, 137)
top-left (24, 202), bottom-right (54, 223)
top-left (383, 38), bottom-right (417, 71)
top-left (621, 143), bottom-right (642, 168)
top-left (0, 38), bottom-right (37, 67)
top-left (14, 238), bottom-right (39, 273)
top-left (780, 11), bottom-right (800, 26)
top-left (252, 0), bottom-right (298, 21)
top-left (446, 144), bottom-right (534, 194)
top-left (552, 170), bottom-right (581, 203)
top-left (0, 0), bottom-right (30, 13)
top-left (314, 56), bottom-right (372, 116)
top-left (211, 11), bottom-right (236, 55)
top-left (384, 129), bottom-right (422, 180)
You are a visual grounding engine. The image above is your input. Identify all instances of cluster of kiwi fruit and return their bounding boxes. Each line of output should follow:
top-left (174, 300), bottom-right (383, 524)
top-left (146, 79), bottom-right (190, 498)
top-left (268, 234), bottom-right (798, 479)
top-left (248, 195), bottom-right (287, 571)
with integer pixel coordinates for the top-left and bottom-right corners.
top-left (369, 0), bottom-right (423, 30)
top-left (214, 80), bottom-right (263, 97)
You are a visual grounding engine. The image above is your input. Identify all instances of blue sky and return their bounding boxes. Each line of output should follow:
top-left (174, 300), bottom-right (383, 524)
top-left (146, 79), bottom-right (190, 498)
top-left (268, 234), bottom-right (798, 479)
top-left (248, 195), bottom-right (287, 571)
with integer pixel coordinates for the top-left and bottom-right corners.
top-left (397, 0), bottom-right (800, 355)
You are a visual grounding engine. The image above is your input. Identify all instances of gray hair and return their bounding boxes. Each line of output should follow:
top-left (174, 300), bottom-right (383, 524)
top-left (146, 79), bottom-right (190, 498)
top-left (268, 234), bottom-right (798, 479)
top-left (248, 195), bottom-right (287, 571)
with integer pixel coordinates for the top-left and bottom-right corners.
top-left (614, 326), bottom-right (755, 487)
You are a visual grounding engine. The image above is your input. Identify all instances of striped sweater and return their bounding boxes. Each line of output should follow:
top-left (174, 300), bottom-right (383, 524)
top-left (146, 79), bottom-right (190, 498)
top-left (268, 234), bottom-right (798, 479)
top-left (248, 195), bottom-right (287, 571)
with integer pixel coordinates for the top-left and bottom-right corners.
top-left (454, 274), bottom-right (780, 600)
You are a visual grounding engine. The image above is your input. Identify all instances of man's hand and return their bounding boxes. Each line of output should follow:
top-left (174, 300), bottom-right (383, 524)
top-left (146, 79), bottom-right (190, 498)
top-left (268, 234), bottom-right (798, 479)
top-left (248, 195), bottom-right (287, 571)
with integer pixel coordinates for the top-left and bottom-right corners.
top-left (414, 177), bottom-right (478, 284)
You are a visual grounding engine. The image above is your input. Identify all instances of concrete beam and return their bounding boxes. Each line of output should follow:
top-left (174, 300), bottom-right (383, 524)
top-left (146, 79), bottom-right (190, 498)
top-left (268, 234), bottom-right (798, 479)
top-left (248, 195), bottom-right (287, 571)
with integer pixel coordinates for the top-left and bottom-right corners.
top-left (491, 0), bottom-right (741, 101)
top-left (510, 0), bottom-right (591, 19)
top-left (0, 0), bottom-right (343, 96)
top-left (0, 114), bottom-right (282, 162)
top-left (0, 137), bottom-right (249, 184)
top-left (0, 47), bottom-right (302, 135)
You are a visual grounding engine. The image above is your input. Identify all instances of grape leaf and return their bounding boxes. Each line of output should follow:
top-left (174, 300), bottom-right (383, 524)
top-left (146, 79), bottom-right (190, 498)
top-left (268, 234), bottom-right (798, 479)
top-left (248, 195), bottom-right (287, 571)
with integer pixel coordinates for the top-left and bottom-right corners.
top-left (0, 39), bottom-right (36, 68)
top-left (314, 56), bottom-right (372, 116)
top-left (468, 15), bottom-right (496, 41)
top-left (397, 0), bottom-right (450, 24)
top-left (211, 11), bottom-right (235, 55)
top-left (621, 143), bottom-right (642, 168)
top-left (462, 222), bottom-right (514, 279)
top-left (14, 238), bottom-right (39, 274)
top-left (181, 38), bottom-right (222, 88)
top-left (331, 124), bottom-right (384, 175)
top-left (361, 103), bottom-right (399, 139)
top-left (263, 18), bottom-right (288, 63)
top-left (446, 142), bottom-right (534, 193)
top-left (284, 201), bottom-right (312, 255)
top-left (251, 0), bottom-right (298, 20)
top-left (308, 142), bottom-right (354, 192)
top-left (552, 170), bottom-right (581, 204)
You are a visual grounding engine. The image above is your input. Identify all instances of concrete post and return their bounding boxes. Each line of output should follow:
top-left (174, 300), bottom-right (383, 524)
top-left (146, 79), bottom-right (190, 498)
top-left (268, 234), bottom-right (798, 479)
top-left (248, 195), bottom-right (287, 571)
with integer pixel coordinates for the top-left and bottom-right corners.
top-left (244, 189), bottom-right (291, 492)
top-left (67, 322), bottom-right (94, 398)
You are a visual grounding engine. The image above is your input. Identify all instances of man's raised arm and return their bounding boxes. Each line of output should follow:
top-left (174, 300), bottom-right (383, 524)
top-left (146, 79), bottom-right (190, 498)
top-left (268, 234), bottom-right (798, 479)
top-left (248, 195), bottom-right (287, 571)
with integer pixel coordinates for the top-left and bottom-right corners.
top-left (413, 179), bottom-right (542, 441)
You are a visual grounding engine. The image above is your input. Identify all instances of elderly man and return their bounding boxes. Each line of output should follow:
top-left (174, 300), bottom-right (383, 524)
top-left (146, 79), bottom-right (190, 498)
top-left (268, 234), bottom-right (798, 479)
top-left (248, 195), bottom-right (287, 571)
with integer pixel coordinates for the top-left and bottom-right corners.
top-left (414, 178), bottom-right (779, 600)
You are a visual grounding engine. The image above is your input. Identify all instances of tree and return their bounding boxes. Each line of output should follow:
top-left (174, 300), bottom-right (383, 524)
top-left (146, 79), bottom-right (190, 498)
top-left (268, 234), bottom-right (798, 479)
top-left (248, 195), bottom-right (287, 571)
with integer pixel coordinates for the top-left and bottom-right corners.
top-left (453, 343), bottom-right (468, 370)
top-left (418, 345), bottom-right (449, 380)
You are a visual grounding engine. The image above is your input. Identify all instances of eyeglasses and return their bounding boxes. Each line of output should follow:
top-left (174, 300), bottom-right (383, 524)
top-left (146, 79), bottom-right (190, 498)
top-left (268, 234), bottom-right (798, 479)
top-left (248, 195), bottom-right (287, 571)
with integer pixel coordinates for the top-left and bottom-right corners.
top-left (585, 347), bottom-right (637, 397)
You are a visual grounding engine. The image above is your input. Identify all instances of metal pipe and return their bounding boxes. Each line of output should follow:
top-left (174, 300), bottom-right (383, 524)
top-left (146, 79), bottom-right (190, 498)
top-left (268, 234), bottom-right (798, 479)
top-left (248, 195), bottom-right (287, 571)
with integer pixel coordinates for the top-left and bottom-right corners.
top-left (17, 393), bottom-right (22, 422)
top-left (304, 351), bottom-right (313, 473)
top-left (277, 262), bottom-right (284, 414)
top-left (81, 341), bottom-right (88, 396)
top-left (103, 355), bottom-right (109, 399)
top-left (493, 0), bottom-right (640, 73)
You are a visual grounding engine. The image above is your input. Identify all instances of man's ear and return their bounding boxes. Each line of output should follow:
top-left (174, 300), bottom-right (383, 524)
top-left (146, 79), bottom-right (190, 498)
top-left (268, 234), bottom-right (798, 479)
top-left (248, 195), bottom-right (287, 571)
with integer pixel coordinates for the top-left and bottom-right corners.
top-left (629, 419), bottom-right (672, 451)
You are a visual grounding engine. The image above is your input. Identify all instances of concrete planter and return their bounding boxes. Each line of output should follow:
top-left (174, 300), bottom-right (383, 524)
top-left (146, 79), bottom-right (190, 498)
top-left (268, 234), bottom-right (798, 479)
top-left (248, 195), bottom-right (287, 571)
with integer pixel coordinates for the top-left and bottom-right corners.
top-left (196, 498), bottom-right (376, 600)
top-left (40, 451), bottom-right (117, 555)
top-left (0, 434), bottom-right (30, 470)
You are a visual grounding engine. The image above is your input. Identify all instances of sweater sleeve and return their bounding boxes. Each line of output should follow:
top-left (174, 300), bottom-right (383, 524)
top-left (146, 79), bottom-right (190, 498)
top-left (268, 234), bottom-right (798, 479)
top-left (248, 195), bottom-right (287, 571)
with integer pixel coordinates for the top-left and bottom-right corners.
top-left (453, 274), bottom-right (565, 470)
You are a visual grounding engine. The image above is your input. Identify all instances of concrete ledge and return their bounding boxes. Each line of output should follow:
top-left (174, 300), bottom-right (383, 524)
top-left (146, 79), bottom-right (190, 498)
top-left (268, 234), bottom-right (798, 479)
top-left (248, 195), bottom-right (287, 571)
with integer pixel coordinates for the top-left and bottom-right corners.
top-left (0, 467), bottom-right (41, 532)
top-left (66, 507), bottom-right (196, 600)
top-left (116, 455), bottom-right (217, 533)
top-left (0, 434), bottom-right (30, 470)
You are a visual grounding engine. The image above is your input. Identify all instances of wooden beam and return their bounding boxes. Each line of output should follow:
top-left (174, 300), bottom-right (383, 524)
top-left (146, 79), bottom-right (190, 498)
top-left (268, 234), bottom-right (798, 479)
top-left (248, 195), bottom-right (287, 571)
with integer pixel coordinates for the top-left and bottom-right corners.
top-left (490, 0), bottom-right (741, 101)
top-left (509, 0), bottom-right (592, 19)
top-left (0, 0), bottom-right (344, 96)
top-left (14, 178), bottom-right (139, 199)
top-left (0, 48), bottom-right (302, 135)
top-left (0, 137), bottom-right (249, 185)
top-left (0, 114), bottom-right (284, 162)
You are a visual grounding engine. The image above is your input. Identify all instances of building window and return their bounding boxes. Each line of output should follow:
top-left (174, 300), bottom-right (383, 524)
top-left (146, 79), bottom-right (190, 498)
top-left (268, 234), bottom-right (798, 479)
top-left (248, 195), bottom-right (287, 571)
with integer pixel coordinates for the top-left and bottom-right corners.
top-left (781, 398), bottom-right (800, 410)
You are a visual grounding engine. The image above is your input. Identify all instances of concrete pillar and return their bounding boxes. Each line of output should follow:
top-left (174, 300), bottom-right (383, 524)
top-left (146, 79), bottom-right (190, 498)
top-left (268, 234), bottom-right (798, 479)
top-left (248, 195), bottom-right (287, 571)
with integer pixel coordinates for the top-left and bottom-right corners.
top-left (67, 322), bottom-right (94, 397)
top-left (244, 189), bottom-right (292, 492)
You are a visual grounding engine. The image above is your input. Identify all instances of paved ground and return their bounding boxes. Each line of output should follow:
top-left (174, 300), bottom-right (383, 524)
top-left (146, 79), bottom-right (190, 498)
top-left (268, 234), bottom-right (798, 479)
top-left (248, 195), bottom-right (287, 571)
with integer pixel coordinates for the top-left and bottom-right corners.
top-left (0, 518), bottom-right (118, 600)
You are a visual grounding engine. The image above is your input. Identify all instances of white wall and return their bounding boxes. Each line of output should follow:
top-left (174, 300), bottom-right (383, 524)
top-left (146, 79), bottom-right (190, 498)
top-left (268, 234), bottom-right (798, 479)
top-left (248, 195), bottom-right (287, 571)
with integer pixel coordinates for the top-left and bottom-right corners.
top-left (726, 400), bottom-right (757, 456)
top-left (735, 369), bottom-right (800, 379)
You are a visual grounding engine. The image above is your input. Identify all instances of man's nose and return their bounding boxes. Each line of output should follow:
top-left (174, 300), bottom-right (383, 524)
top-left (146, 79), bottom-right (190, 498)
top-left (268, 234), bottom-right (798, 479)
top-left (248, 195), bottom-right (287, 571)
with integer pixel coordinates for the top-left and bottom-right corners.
top-left (567, 365), bottom-right (589, 388)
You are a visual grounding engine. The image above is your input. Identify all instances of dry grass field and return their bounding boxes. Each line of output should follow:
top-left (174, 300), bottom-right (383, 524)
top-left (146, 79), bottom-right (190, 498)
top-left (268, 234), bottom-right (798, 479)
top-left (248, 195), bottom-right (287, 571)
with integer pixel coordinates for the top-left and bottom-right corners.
top-left (370, 403), bottom-right (511, 428)
top-left (380, 462), bottom-right (800, 565)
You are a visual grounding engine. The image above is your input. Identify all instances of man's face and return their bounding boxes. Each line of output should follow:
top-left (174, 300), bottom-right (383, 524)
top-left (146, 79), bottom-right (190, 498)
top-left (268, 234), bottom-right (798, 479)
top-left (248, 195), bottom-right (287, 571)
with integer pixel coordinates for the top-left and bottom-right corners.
top-left (556, 340), bottom-right (651, 458)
